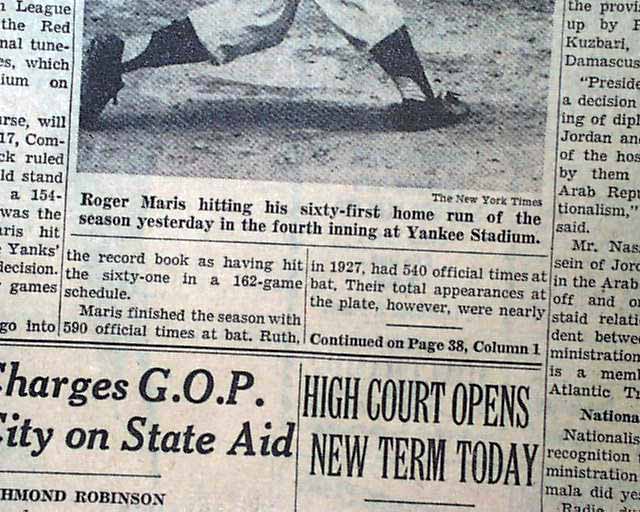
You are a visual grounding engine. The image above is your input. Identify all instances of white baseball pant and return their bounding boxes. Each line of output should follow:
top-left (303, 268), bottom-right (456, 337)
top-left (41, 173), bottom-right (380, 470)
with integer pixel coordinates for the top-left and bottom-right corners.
top-left (188, 0), bottom-right (405, 64)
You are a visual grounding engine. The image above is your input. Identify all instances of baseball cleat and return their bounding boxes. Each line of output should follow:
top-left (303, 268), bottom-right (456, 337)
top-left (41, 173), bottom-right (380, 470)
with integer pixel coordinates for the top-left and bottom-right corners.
top-left (80, 34), bottom-right (125, 130)
top-left (394, 91), bottom-right (470, 131)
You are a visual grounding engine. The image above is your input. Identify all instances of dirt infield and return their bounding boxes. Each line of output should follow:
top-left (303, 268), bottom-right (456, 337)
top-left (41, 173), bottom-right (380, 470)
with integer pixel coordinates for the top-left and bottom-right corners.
top-left (77, 0), bottom-right (555, 192)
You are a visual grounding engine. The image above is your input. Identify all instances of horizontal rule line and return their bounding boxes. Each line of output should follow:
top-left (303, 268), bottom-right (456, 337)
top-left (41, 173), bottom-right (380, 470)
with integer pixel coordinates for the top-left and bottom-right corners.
top-left (0, 342), bottom-right (540, 372)
top-left (70, 233), bottom-right (547, 259)
top-left (0, 470), bottom-right (160, 479)
top-left (0, 338), bottom-right (542, 370)
top-left (365, 499), bottom-right (475, 508)
top-left (386, 323), bottom-right (463, 330)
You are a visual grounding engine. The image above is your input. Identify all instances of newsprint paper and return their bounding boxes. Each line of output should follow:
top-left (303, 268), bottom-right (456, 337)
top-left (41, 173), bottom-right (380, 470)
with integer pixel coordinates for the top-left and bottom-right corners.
top-left (0, 0), bottom-right (639, 510)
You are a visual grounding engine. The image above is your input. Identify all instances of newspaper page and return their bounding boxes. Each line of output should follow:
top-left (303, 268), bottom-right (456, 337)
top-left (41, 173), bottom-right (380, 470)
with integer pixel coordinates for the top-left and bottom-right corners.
top-left (0, 0), bottom-right (638, 510)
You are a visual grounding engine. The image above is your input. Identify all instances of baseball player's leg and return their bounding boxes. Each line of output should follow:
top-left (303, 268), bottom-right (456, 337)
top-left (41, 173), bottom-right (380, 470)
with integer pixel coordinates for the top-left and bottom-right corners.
top-left (312, 0), bottom-right (405, 49)
top-left (120, 18), bottom-right (211, 72)
top-left (188, 0), bottom-right (300, 65)
top-left (314, 0), bottom-right (468, 130)
top-left (80, 0), bottom-right (299, 128)
top-left (122, 0), bottom-right (300, 70)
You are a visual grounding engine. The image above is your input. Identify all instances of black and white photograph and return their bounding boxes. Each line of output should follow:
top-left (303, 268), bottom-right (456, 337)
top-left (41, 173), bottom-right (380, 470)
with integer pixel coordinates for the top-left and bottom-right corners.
top-left (78, 0), bottom-right (555, 191)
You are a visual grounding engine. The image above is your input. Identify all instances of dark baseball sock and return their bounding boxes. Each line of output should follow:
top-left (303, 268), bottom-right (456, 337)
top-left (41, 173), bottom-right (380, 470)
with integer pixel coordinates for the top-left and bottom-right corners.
top-left (122, 18), bottom-right (213, 73)
top-left (370, 26), bottom-right (435, 102)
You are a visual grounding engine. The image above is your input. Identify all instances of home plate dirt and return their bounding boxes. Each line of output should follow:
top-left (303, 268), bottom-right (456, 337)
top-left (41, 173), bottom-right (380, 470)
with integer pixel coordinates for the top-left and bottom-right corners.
top-left (77, 0), bottom-right (555, 192)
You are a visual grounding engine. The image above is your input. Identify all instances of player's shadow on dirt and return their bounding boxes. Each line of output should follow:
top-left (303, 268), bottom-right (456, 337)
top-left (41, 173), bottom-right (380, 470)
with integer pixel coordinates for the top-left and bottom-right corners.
top-left (105, 97), bottom-right (395, 133)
